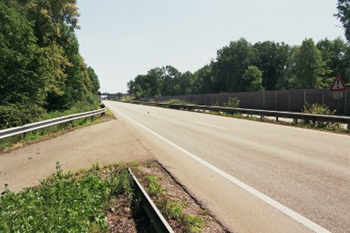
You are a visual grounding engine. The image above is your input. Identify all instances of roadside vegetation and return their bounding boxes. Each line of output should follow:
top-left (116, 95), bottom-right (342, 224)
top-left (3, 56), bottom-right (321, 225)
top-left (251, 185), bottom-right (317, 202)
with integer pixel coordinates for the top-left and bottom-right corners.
top-left (0, 107), bottom-right (115, 153)
top-left (0, 163), bottom-right (133, 232)
top-left (0, 0), bottom-right (100, 130)
top-left (161, 99), bottom-right (196, 105)
top-left (0, 161), bottom-right (222, 232)
top-left (143, 175), bottom-right (204, 232)
top-left (302, 103), bottom-right (343, 130)
top-left (222, 97), bottom-right (240, 108)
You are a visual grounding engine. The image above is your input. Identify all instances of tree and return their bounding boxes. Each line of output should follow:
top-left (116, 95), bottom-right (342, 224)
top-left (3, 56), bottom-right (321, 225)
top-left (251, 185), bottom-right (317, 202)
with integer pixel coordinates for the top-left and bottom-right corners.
top-left (0, 2), bottom-right (49, 106)
top-left (146, 68), bottom-right (163, 97)
top-left (0, 1), bottom-right (46, 127)
top-left (87, 67), bottom-right (100, 94)
top-left (335, 0), bottom-right (350, 42)
top-left (0, 0), bottom-right (100, 128)
top-left (160, 66), bottom-right (182, 96)
top-left (178, 71), bottom-right (194, 95)
top-left (291, 39), bottom-right (325, 89)
top-left (253, 41), bottom-right (290, 90)
top-left (192, 65), bottom-right (215, 94)
top-left (212, 38), bottom-right (256, 92)
top-left (317, 38), bottom-right (349, 85)
top-left (242, 66), bottom-right (263, 92)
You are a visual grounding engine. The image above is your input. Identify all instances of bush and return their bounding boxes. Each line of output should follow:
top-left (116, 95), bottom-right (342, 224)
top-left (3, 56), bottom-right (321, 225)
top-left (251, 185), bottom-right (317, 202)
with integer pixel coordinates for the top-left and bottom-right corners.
top-left (223, 97), bottom-right (240, 108)
top-left (302, 103), bottom-right (341, 129)
top-left (303, 103), bottom-right (335, 115)
top-left (0, 104), bottom-right (44, 129)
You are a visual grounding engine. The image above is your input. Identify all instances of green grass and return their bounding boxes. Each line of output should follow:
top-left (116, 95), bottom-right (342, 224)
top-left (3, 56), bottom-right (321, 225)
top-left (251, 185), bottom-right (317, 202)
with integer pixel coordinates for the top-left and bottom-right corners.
top-left (0, 163), bottom-right (133, 232)
top-left (105, 108), bottom-right (115, 118)
top-left (143, 175), bottom-right (205, 233)
top-left (161, 99), bottom-right (196, 105)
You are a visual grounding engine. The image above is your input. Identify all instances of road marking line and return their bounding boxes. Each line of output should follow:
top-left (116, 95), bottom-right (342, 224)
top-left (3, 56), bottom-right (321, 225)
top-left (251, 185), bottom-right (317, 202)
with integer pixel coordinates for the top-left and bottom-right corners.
top-left (190, 120), bottom-right (227, 130)
top-left (109, 105), bottom-right (330, 233)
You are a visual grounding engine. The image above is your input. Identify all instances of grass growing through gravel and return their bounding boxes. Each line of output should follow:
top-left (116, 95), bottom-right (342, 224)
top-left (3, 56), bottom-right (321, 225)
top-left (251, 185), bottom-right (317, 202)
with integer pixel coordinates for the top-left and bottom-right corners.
top-left (0, 163), bottom-right (133, 232)
top-left (143, 175), bottom-right (205, 233)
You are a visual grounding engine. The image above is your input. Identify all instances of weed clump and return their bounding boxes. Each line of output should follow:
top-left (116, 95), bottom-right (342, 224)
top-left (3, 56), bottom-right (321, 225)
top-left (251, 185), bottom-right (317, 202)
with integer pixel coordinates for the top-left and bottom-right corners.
top-left (303, 103), bottom-right (342, 130)
top-left (0, 163), bottom-right (133, 232)
top-left (144, 175), bottom-right (205, 232)
top-left (223, 97), bottom-right (240, 108)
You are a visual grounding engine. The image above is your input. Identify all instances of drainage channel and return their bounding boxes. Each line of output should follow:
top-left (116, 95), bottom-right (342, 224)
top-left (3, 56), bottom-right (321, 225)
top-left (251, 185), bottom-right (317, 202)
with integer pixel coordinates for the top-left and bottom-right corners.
top-left (129, 169), bottom-right (174, 233)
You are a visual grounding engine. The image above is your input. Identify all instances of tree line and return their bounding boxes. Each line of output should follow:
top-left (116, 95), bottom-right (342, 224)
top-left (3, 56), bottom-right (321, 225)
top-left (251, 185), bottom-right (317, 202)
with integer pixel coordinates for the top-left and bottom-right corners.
top-left (0, 0), bottom-right (100, 128)
top-left (128, 1), bottom-right (350, 98)
top-left (128, 37), bottom-right (350, 98)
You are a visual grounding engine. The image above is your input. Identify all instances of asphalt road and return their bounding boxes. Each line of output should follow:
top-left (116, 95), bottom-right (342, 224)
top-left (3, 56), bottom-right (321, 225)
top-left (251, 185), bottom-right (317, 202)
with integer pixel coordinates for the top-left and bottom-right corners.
top-left (0, 119), bottom-right (153, 193)
top-left (104, 100), bottom-right (350, 233)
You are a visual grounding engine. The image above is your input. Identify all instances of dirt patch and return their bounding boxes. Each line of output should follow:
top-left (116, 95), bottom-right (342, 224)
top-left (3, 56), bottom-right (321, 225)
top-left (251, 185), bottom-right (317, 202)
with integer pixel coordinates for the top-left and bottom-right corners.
top-left (107, 194), bottom-right (138, 233)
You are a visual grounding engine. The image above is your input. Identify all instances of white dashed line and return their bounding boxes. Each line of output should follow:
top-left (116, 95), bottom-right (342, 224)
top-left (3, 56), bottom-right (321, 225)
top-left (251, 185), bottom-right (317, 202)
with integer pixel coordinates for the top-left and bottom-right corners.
top-left (190, 120), bottom-right (227, 130)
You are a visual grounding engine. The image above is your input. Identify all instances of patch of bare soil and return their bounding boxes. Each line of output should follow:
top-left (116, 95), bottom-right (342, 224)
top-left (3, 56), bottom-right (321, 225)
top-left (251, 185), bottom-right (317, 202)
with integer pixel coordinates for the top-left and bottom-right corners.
top-left (107, 194), bottom-right (138, 233)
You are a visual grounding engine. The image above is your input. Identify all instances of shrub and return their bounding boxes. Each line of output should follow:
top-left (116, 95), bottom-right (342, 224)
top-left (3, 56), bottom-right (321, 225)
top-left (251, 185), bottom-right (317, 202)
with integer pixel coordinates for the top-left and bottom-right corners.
top-left (302, 103), bottom-right (341, 129)
top-left (0, 104), bottom-right (44, 129)
top-left (303, 103), bottom-right (335, 115)
top-left (223, 97), bottom-right (240, 108)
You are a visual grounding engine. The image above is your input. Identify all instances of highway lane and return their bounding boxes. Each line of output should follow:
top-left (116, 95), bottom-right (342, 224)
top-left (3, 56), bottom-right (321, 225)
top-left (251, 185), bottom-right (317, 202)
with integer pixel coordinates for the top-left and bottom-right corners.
top-left (104, 101), bottom-right (350, 233)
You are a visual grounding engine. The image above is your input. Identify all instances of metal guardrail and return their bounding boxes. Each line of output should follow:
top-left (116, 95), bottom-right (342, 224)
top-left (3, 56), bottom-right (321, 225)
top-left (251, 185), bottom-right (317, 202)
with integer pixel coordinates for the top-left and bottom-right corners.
top-left (0, 108), bottom-right (106, 140)
top-left (126, 101), bottom-right (350, 130)
top-left (129, 169), bottom-right (174, 233)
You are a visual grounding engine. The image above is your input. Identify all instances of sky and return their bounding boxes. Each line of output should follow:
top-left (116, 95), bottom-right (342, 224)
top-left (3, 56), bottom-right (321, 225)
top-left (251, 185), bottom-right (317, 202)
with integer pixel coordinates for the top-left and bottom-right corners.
top-left (75, 0), bottom-right (345, 94)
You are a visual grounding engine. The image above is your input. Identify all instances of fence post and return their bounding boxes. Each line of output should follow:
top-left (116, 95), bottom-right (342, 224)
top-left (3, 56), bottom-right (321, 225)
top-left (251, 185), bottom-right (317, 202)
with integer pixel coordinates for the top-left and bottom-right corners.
top-left (304, 89), bottom-right (306, 104)
top-left (275, 91), bottom-right (277, 110)
top-left (288, 90), bottom-right (291, 111)
top-left (344, 91), bottom-right (347, 114)
top-left (322, 89), bottom-right (325, 105)
top-left (263, 91), bottom-right (265, 110)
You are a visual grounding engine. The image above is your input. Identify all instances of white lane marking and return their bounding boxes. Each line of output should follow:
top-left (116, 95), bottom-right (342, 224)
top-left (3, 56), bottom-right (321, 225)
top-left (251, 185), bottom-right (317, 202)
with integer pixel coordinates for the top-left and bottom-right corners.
top-left (109, 105), bottom-right (330, 233)
top-left (190, 120), bottom-right (227, 130)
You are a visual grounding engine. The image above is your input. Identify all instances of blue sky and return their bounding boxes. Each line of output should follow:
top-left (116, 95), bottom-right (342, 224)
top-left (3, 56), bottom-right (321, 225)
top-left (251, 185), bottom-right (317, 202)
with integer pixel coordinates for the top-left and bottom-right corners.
top-left (75, 0), bottom-right (345, 93)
